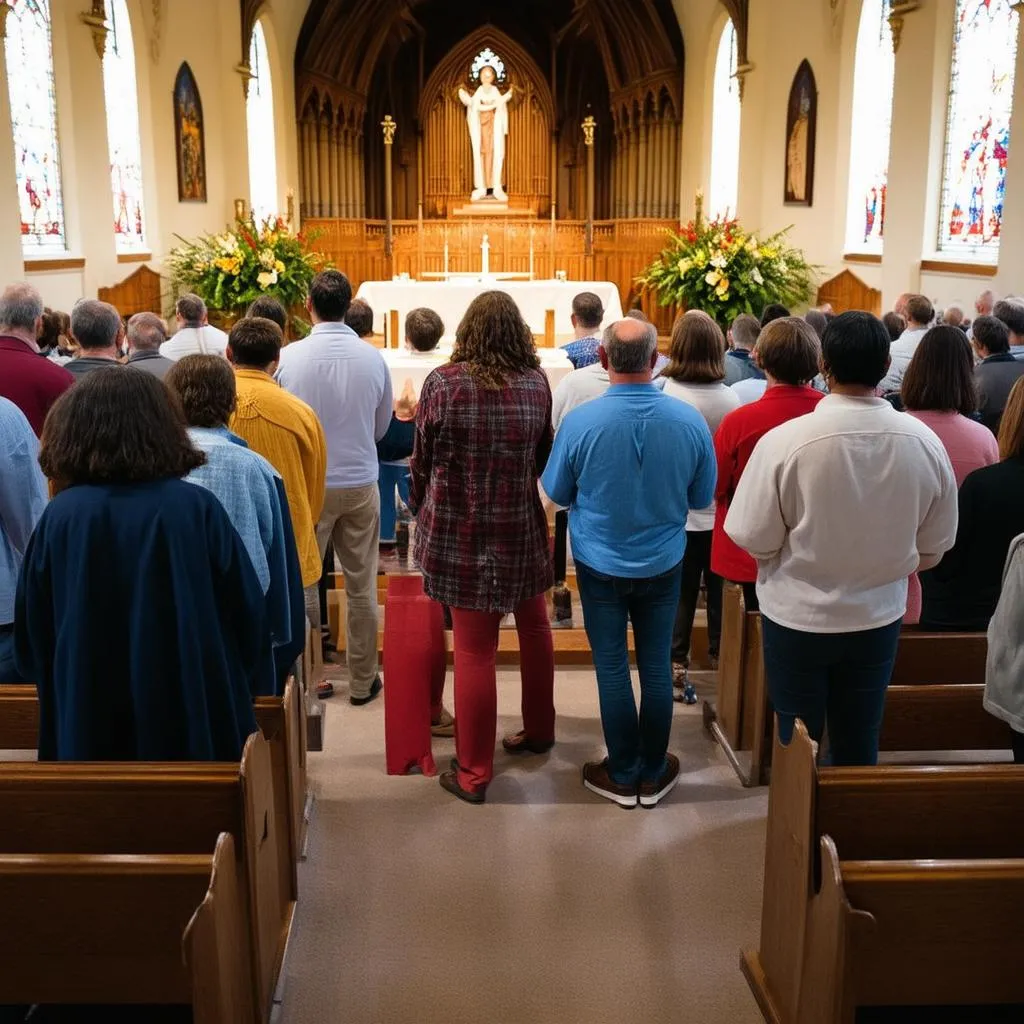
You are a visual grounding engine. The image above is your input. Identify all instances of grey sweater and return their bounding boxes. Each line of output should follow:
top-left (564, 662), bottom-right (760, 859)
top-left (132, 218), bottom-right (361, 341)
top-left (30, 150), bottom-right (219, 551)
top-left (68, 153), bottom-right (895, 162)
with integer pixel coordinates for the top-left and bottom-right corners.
top-left (984, 532), bottom-right (1024, 735)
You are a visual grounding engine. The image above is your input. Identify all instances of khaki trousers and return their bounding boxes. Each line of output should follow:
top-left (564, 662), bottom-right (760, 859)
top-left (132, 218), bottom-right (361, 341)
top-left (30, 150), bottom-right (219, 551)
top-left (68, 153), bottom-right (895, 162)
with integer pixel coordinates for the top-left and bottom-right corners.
top-left (307, 483), bottom-right (380, 699)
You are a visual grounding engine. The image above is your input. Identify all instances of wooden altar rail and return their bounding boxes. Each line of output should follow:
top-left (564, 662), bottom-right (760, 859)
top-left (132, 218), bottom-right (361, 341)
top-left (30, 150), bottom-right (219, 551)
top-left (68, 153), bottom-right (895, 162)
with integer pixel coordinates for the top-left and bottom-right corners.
top-left (303, 217), bottom-right (680, 334)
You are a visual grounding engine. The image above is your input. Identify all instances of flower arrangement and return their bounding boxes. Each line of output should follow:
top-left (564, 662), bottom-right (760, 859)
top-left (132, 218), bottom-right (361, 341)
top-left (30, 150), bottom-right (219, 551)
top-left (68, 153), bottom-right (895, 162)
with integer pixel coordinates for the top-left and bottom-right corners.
top-left (638, 193), bottom-right (816, 326)
top-left (167, 216), bottom-right (327, 332)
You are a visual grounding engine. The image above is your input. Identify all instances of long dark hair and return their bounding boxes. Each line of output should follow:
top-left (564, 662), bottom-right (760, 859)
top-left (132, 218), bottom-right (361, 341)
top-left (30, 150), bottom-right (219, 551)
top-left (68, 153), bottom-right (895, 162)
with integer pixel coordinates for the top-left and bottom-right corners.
top-left (450, 291), bottom-right (540, 389)
top-left (40, 366), bottom-right (205, 489)
top-left (901, 325), bottom-right (977, 416)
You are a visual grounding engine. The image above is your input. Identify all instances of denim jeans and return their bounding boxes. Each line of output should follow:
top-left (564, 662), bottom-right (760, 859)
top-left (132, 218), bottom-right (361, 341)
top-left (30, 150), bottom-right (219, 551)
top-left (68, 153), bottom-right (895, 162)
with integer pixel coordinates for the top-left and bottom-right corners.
top-left (378, 463), bottom-right (410, 543)
top-left (576, 559), bottom-right (683, 786)
top-left (761, 616), bottom-right (902, 767)
top-left (0, 626), bottom-right (28, 684)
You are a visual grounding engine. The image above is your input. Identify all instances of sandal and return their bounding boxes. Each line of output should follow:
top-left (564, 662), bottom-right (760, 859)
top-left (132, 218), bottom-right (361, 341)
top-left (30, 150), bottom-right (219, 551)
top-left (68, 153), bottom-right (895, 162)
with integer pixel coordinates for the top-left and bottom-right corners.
top-left (502, 731), bottom-right (555, 756)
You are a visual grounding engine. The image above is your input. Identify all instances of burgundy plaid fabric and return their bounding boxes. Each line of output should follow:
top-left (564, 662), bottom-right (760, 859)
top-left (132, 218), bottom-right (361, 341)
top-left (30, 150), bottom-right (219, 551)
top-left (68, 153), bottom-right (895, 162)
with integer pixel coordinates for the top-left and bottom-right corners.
top-left (409, 363), bottom-right (554, 613)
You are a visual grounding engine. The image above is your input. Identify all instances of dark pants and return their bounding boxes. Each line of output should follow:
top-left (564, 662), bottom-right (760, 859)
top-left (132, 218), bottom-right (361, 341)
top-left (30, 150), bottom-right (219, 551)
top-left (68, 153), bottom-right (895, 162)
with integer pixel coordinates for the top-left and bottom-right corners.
top-left (0, 626), bottom-right (29, 684)
top-left (1013, 730), bottom-right (1024, 765)
top-left (761, 616), bottom-right (902, 767)
top-left (672, 530), bottom-right (722, 665)
top-left (736, 581), bottom-right (759, 612)
top-left (576, 559), bottom-right (682, 786)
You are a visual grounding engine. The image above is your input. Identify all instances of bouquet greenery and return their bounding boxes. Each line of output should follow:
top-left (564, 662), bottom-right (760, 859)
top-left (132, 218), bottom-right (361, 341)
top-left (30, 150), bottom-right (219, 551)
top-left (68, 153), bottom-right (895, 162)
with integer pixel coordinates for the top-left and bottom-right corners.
top-left (167, 216), bottom-right (327, 329)
top-left (638, 193), bottom-right (816, 325)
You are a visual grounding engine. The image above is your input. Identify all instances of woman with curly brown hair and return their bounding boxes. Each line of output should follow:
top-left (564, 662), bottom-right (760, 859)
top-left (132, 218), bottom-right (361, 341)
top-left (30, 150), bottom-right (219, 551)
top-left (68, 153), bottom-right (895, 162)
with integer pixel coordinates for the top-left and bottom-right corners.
top-left (14, 367), bottom-right (266, 762)
top-left (409, 290), bottom-right (555, 803)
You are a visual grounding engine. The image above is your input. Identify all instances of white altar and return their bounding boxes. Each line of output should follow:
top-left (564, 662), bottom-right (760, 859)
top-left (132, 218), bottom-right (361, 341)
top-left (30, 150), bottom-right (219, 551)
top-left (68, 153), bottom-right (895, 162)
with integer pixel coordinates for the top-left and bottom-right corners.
top-left (355, 278), bottom-right (624, 342)
top-left (380, 344), bottom-right (574, 397)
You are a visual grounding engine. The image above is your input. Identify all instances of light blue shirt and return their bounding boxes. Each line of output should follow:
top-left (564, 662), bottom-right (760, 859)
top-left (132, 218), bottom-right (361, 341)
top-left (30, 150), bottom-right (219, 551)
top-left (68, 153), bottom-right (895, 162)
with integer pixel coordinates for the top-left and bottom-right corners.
top-left (0, 397), bottom-right (48, 624)
top-left (542, 383), bottom-right (717, 578)
top-left (276, 321), bottom-right (393, 488)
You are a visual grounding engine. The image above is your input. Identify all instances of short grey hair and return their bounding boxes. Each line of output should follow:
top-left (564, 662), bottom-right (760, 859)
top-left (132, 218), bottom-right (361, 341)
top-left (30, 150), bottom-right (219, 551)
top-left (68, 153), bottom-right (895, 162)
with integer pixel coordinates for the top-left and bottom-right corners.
top-left (71, 299), bottom-right (122, 351)
top-left (602, 318), bottom-right (658, 373)
top-left (0, 282), bottom-right (44, 333)
top-left (731, 314), bottom-right (761, 351)
top-left (942, 304), bottom-right (966, 326)
top-left (127, 312), bottom-right (167, 351)
top-left (176, 292), bottom-right (207, 324)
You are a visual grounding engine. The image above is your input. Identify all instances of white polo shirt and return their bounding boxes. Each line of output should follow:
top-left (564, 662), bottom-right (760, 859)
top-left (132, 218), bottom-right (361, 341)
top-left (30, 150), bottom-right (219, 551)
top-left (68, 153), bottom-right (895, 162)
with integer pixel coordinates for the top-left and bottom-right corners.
top-left (724, 395), bottom-right (958, 633)
top-left (551, 363), bottom-right (610, 433)
top-left (159, 323), bottom-right (229, 361)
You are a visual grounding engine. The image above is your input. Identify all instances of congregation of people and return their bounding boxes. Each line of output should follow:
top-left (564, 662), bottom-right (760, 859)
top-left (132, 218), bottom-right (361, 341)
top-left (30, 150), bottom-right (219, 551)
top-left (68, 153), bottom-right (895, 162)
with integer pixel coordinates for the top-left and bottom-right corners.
top-left (4, 269), bottom-right (1024, 817)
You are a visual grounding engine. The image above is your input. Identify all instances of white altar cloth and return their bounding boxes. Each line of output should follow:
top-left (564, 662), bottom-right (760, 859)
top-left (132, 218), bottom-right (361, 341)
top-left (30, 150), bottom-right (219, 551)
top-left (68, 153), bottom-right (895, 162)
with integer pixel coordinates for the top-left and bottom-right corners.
top-left (355, 279), bottom-right (624, 340)
top-left (380, 346), bottom-right (574, 398)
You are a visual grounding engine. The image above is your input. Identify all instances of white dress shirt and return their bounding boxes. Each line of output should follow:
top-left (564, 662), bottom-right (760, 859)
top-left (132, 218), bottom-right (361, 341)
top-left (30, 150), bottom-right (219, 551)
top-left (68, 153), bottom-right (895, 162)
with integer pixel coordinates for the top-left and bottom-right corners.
top-left (277, 321), bottom-right (393, 489)
top-left (551, 363), bottom-right (610, 432)
top-left (878, 325), bottom-right (929, 393)
top-left (159, 323), bottom-right (229, 361)
top-left (724, 394), bottom-right (958, 633)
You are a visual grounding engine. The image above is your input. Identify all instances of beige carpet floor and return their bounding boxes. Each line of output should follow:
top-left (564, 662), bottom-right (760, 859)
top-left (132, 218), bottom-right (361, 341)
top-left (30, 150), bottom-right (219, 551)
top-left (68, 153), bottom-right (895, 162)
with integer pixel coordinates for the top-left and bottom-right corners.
top-left (277, 668), bottom-right (768, 1024)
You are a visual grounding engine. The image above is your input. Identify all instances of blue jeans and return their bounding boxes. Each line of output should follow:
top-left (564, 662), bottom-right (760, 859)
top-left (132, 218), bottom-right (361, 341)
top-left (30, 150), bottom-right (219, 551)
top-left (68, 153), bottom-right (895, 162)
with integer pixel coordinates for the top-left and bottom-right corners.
top-left (0, 626), bottom-right (29, 684)
top-left (576, 559), bottom-right (683, 786)
top-left (377, 463), bottom-right (410, 542)
top-left (761, 616), bottom-right (902, 767)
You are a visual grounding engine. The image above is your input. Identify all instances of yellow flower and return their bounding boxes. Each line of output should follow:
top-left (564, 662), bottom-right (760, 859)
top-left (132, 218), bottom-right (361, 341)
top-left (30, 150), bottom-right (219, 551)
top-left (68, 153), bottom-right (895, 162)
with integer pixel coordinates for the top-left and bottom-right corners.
top-left (677, 258), bottom-right (693, 275)
top-left (215, 256), bottom-right (236, 274)
top-left (715, 277), bottom-right (730, 299)
top-left (275, 260), bottom-right (285, 274)
top-left (705, 269), bottom-right (722, 287)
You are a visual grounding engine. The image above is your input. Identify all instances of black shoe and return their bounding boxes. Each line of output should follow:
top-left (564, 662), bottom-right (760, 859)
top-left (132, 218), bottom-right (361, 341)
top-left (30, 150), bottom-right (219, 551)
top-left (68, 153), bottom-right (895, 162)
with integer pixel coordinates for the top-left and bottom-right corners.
top-left (502, 731), bottom-right (555, 756)
top-left (350, 676), bottom-right (383, 706)
top-left (439, 769), bottom-right (486, 804)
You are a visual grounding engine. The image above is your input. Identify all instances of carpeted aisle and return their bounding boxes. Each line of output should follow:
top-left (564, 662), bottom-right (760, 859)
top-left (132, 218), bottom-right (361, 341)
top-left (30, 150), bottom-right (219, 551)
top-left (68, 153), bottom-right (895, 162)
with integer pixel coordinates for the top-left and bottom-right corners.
top-left (278, 669), bottom-right (768, 1024)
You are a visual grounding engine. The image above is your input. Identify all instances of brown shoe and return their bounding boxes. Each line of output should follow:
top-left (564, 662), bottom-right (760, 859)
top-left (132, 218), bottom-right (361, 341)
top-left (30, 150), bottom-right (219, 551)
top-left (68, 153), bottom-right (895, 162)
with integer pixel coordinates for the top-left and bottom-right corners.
top-left (439, 769), bottom-right (486, 804)
top-left (582, 759), bottom-right (638, 808)
top-left (431, 707), bottom-right (455, 738)
top-left (639, 753), bottom-right (681, 808)
top-left (502, 731), bottom-right (555, 756)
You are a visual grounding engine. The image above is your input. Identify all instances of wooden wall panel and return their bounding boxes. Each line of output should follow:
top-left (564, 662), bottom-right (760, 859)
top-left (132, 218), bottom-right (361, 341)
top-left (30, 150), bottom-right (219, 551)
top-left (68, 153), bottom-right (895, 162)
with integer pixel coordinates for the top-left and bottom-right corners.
top-left (303, 217), bottom-right (678, 334)
top-left (817, 269), bottom-right (882, 316)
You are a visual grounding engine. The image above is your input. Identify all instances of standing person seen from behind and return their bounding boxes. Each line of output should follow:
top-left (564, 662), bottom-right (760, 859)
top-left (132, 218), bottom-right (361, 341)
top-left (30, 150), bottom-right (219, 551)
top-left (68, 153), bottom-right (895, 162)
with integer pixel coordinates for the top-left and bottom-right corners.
top-left (711, 318), bottom-right (824, 612)
top-left (409, 291), bottom-right (555, 804)
top-left (972, 314), bottom-right (1024, 435)
top-left (560, 292), bottom-right (605, 370)
top-left (659, 310), bottom-right (740, 704)
top-left (725, 312), bottom-right (958, 766)
top-left (543, 318), bottom-right (716, 810)
top-left (277, 270), bottom-right (393, 706)
top-left (160, 293), bottom-right (229, 361)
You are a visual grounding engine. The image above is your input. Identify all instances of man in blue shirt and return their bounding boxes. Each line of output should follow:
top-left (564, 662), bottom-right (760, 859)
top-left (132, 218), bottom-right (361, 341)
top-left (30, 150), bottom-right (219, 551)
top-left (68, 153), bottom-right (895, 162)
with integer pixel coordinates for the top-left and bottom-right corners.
top-left (542, 318), bottom-right (716, 809)
top-left (559, 291), bottom-right (605, 369)
top-left (278, 270), bottom-right (393, 706)
top-left (0, 397), bottom-right (48, 682)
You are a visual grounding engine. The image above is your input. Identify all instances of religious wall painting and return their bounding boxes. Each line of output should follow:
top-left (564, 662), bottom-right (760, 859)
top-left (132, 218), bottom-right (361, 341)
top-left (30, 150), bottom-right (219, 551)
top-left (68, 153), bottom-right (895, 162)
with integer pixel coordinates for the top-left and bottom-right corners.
top-left (174, 62), bottom-right (207, 203)
top-left (784, 60), bottom-right (817, 206)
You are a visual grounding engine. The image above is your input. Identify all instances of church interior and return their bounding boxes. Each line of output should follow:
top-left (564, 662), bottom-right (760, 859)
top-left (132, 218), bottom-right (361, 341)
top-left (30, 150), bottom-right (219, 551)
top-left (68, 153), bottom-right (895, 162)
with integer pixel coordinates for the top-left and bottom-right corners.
top-left (2, 0), bottom-right (1024, 1022)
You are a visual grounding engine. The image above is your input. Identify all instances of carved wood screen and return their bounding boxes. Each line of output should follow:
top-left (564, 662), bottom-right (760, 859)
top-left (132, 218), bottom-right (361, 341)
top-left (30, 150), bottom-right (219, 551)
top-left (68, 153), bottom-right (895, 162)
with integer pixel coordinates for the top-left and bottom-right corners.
top-left (420, 30), bottom-right (554, 217)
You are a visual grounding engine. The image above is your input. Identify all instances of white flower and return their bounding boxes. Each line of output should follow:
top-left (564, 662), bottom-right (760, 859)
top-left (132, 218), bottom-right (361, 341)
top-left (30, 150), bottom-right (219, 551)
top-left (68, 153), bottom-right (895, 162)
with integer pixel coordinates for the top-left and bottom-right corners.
top-left (710, 254), bottom-right (728, 269)
top-left (705, 269), bottom-right (722, 287)
top-left (751, 267), bottom-right (764, 286)
top-left (259, 248), bottom-right (276, 270)
top-left (677, 258), bottom-right (693, 275)
top-left (218, 233), bottom-right (239, 254)
top-left (257, 270), bottom-right (278, 288)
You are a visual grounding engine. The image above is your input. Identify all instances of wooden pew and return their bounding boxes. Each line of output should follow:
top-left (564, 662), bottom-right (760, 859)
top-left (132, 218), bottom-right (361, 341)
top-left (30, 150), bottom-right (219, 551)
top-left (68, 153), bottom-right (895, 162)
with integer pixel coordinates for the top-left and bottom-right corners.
top-left (0, 733), bottom-right (288, 1024)
top-left (742, 722), bottom-right (1024, 1023)
top-left (0, 832), bottom-right (255, 1023)
top-left (705, 589), bottom-right (994, 785)
top-left (0, 680), bottom-right (308, 894)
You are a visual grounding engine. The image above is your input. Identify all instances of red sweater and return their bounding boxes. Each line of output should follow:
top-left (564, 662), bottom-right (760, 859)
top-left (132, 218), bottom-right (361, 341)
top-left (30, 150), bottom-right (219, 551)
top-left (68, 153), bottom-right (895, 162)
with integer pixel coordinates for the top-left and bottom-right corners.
top-left (0, 336), bottom-right (73, 436)
top-left (711, 385), bottom-right (825, 583)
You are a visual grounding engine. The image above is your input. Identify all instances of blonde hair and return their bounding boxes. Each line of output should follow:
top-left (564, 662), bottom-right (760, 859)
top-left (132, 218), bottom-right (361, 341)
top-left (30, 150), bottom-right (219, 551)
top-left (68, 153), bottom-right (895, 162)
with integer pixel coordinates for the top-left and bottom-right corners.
top-left (998, 376), bottom-right (1024, 461)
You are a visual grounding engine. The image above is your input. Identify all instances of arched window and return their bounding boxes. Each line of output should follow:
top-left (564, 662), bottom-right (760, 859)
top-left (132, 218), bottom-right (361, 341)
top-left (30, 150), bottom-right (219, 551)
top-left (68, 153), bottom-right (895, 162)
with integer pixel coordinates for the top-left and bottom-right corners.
top-left (845, 0), bottom-right (895, 252)
top-left (4, 0), bottom-right (65, 253)
top-left (103, 0), bottom-right (146, 252)
top-left (246, 20), bottom-right (278, 223)
top-left (939, 0), bottom-right (1020, 258)
top-left (708, 19), bottom-right (740, 220)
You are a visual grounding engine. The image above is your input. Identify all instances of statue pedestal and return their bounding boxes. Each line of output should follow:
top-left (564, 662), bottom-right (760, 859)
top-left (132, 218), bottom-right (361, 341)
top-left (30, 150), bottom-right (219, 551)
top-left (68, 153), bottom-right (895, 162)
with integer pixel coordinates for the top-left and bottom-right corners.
top-left (451, 199), bottom-right (535, 218)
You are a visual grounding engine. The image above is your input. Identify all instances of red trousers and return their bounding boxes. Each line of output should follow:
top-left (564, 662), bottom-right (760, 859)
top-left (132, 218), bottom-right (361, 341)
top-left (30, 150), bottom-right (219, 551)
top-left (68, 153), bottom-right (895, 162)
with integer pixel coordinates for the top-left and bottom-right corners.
top-left (450, 593), bottom-right (555, 792)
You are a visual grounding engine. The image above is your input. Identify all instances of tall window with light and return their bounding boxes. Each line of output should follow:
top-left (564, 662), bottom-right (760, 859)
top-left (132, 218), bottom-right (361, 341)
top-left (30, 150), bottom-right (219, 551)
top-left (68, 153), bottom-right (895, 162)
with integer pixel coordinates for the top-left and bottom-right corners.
top-left (246, 20), bottom-right (278, 223)
top-left (4, 0), bottom-right (66, 253)
top-left (939, 0), bottom-right (1019, 259)
top-left (103, 0), bottom-right (146, 252)
top-left (845, 0), bottom-right (895, 252)
top-left (708, 19), bottom-right (740, 220)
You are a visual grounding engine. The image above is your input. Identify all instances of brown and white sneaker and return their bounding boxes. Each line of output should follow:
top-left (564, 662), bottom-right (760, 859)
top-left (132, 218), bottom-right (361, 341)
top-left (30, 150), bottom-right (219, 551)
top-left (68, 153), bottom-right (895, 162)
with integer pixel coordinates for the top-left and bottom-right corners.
top-left (582, 759), bottom-right (638, 809)
top-left (639, 753), bottom-right (681, 808)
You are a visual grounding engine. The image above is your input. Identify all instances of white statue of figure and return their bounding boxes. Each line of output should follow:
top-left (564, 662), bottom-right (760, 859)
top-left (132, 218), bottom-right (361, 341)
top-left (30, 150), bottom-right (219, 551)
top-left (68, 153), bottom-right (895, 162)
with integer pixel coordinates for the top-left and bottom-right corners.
top-left (458, 64), bottom-right (513, 201)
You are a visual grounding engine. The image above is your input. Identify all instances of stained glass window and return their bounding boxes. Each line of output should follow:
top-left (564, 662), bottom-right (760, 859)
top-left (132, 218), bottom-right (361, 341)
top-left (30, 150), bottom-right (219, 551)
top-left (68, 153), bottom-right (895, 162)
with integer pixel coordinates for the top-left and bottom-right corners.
top-left (939, 0), bottom-right (1019, 258)
top-left (103, 0), bottom-right (146, 252)
top-left (708, 20), bottom-right (740, 220)
top-left (246, 20), bottom-right (278, 223)
top-left (845, 0), bottom-right (895, 252)
top-left (4, 0), bottom-right (66, 253)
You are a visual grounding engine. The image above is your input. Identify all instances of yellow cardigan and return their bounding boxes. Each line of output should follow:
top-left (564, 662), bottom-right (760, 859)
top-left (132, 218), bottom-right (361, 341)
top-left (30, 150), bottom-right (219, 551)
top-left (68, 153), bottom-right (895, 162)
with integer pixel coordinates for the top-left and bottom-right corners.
top-left (230, 368), bottom-right (327, 588)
